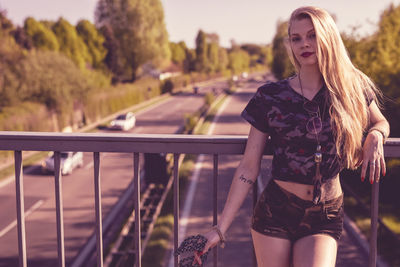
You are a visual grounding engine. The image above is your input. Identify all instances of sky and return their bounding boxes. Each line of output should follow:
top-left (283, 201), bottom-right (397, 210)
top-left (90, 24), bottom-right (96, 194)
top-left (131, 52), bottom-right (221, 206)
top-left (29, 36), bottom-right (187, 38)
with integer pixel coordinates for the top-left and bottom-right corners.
top-left (1, 0), bottom-right (400, 48)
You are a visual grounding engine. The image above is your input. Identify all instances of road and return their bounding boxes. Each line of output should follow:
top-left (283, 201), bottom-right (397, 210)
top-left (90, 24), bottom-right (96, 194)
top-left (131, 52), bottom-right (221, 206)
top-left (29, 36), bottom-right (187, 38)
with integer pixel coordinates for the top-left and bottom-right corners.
top-left (0, 79), bottom-right (230, 267)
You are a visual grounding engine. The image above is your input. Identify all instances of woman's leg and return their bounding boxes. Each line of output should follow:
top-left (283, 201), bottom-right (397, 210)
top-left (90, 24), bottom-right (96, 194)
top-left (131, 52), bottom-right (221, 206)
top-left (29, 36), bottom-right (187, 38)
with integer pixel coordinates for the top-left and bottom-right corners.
top-left (292, 234), bottom-right (338, 267)
top-left (251, 229), bottom-right (292, 267)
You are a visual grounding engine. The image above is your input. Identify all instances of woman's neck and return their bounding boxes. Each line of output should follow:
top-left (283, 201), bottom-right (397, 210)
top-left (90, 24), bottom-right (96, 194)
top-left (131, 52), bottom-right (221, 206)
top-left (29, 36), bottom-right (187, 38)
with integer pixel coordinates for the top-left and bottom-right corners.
top-left (298, 66), bottom-right (323, 93)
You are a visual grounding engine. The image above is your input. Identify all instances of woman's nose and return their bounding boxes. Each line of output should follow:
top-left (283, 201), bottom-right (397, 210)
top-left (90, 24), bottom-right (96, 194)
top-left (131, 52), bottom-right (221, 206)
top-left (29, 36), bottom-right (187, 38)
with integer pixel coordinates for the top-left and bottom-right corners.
top-left (301, 39), bottom-right (311, 48)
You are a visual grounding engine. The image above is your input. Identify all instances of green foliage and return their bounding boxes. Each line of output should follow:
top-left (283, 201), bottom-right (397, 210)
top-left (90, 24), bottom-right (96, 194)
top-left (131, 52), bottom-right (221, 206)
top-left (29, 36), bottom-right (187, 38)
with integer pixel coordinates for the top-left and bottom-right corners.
top-left (204, 91), bottom-right (215, 106)
top-left (0, 8), bottom-right (14, 35)
top-left (207, 42), bottom-right (219, 73)
top-left (183, 47), bottom-right (196, 73)
top-left (15, 50), bottom-right (90, 113)
top-left (344, 3), bottom-right (400, 136)
top-left (76, 19), bottom-right (107, 69)
top-left (0, 102), bottom-right (55, 131)
top-left (52, 17), bottom-right (90, 69)
top-left (169, 41), bottom-right (186, 67)
top-left (217, 47), bottom-right (229, 72)
top-left (84, 77), bottom-right (161, 123)
top-left (271, 20), bottom-right (294, 79)
top-left (184, 113), bottom-right (199, 132)
top-left (194, 30), bottom-right (209, 72)
top-left (0, 26), bottom-right (25, 107)
top-left (95, 0), bottom-right (171, 81)
top-left (241, 43), bottom-right (273, 69)
top-left (228, 48), bottom-right (250, 74)
top-left (24, 17), bottom-right (59, 51)
top-left (99, 24), bottom-right (124, 82)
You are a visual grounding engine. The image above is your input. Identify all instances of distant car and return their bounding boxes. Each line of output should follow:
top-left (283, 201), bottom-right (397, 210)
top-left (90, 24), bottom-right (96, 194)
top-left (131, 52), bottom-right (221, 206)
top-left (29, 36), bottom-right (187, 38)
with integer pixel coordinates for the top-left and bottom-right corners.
top-left (42, 151), bottom-right (84, 175)
top-left (110, 112), bottom-right (136, 131)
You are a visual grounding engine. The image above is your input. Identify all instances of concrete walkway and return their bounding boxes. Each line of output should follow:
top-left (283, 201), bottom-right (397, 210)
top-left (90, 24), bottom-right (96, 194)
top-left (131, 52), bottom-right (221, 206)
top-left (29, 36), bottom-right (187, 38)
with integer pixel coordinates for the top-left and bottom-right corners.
top-left (167, 80), bottom-right (372, 266)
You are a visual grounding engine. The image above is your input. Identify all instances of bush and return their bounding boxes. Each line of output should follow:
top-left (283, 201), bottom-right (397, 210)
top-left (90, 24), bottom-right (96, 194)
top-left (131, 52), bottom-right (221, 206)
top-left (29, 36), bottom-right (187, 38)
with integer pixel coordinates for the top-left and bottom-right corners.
top-left (161, 79), bottom-right (174, 94)
top-left (204, 92), bottom-right (215, 106)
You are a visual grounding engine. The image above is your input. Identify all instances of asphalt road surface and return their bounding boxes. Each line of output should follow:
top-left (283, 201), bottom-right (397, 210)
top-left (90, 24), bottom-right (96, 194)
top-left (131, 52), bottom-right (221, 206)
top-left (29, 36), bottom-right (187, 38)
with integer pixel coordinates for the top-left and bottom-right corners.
top-left (0, 79), bottom-right (232, 267)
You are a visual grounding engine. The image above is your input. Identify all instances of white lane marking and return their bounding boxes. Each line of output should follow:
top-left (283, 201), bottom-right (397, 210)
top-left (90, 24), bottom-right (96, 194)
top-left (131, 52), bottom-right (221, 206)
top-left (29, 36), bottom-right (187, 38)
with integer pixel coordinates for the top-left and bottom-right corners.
top-left (0, 199), bottom-right (44, 238)
top-left (167, 90), bottom-right (236, 266)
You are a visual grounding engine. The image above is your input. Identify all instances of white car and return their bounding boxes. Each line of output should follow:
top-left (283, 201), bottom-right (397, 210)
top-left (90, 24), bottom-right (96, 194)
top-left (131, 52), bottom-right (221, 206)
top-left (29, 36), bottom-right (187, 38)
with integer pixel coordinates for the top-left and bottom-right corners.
top-left (110, 112), bottom-right (136, 131)
top-left (42, 151), bottom-right (84, 175)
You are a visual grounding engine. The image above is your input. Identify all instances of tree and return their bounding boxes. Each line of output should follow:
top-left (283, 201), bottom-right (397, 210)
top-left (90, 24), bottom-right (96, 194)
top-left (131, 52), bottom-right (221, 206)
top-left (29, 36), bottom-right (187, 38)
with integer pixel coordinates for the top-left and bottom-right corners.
top-left (194, 30), bottom-right (209, 72)
top-left (76, 19), bottom-right (107, 69)
top-left (228, 48), bottom-right (250, 74)
top-left (15, 50), bottom-right (90, 112)
top-left (52, 17), bottom-right (90, 69)
top-left (24, 17), bottom-right (59, 51)
top-left (271, 20), bottom-right (294, 79)
top-left (0, 10), bottom-right (24, 107)
top-left (170, 41), bottom-right (186, 67)
top-left (95, 0), bottom-right (171, 81)
top-left (217, 47), bottom-right (229, 72)
top-left (12, 26), bottom-right (33, 50)
top-left (99, 24), bottom-right (124, 82)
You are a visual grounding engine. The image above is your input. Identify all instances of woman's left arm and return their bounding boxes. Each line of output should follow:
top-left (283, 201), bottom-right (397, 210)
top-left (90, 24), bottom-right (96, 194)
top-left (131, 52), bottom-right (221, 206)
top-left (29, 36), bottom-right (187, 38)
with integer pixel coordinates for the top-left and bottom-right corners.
top-left (361, 101), bottom-right (390, 183)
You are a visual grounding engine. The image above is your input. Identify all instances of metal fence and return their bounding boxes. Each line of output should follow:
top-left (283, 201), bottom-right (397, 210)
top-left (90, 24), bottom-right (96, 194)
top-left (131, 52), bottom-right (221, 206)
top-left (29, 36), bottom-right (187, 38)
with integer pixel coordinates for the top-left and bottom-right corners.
top-left (0, 131), bottom-right (399, 267)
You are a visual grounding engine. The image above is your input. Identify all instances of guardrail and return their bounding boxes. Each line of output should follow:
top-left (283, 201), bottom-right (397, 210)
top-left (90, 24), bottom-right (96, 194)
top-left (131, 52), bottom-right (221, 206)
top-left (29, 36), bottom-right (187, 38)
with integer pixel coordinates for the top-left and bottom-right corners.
top-left (0, 131), bottom-right (399, 267)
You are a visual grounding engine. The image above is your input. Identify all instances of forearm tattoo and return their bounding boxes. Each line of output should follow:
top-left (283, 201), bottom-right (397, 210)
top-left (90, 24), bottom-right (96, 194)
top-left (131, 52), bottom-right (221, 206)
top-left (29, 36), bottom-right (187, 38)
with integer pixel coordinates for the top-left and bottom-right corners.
top-left (238, 174), bottom-right (254, 185)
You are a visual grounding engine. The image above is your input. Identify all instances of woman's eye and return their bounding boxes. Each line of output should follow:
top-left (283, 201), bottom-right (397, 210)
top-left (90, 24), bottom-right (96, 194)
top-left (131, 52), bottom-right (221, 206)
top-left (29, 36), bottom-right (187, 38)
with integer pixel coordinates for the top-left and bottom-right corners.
top-left (291, 37), bottom-right (300, 42)
top-left (309, 33), bottom-right (316, 39)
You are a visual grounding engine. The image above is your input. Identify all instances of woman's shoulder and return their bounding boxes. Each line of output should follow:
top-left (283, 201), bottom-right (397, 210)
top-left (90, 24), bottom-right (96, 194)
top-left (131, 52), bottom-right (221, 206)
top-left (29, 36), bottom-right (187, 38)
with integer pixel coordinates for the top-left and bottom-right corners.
top-left (256, 78), bottom-right (291, 98)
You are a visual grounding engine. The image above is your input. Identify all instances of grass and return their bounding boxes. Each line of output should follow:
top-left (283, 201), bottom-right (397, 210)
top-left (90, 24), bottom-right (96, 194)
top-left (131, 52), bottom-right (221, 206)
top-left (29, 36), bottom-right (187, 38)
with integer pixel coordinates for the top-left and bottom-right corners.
top-left (141, 154), bottom-right (197, 267)
top-left (341, 164), bottom-right (400, 266)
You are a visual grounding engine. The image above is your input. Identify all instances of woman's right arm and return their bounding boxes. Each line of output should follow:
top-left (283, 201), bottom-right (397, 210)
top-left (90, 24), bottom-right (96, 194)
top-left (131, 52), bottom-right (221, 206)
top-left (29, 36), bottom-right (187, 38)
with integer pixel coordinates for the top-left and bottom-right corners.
top-left (202, 125), bottom-right (269, 251)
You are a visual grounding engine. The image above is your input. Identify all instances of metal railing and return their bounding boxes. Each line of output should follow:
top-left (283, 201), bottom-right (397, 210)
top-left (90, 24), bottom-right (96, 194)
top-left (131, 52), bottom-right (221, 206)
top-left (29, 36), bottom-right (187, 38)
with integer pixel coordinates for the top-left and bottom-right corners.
top-left (0, 131), bottom-right (399, 267)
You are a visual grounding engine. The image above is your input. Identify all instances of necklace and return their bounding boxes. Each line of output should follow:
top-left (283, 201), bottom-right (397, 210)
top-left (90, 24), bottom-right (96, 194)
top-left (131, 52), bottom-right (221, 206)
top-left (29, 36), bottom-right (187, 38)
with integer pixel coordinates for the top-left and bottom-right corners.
top-left (298, 74), bottom-right (327, 204)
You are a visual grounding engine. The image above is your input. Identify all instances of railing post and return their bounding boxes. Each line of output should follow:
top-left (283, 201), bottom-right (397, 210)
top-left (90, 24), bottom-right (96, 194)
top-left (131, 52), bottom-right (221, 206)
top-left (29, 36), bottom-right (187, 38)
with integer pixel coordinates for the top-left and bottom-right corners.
top-left (252, 181), bottom-right (258, 267)
top-left (213, 154), bottom-right (218, 267)
top-left (54, 152), bottom-right (66, 267)
top-left (14, 151), bottom-right (27, 267)
top-left (369, 182), bottom-right (379, 267)
top-left (94, 152), bottom-right (103, 267)
top-left (173, 153), bottom-right (180, 267)
top-left (134, 152), bottom-right (141, 267)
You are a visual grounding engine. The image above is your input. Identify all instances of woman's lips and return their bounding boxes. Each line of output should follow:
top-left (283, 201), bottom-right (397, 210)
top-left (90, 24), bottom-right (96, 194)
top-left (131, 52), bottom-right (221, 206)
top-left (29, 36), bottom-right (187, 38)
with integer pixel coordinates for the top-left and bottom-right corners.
top-left (301, 52), bottom-right (314, 57)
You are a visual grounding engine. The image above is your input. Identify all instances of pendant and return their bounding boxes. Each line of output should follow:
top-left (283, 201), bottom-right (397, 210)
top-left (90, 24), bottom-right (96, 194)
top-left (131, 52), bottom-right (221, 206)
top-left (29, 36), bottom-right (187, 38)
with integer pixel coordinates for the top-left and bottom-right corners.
top-left (314, 145), bottom-right (322, 163)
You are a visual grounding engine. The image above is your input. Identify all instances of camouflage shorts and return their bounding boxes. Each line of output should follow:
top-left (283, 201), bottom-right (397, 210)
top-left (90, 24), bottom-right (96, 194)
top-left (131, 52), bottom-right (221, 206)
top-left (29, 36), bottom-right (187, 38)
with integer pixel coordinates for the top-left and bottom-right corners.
top-left (252, 180), bottom-right (344, 241)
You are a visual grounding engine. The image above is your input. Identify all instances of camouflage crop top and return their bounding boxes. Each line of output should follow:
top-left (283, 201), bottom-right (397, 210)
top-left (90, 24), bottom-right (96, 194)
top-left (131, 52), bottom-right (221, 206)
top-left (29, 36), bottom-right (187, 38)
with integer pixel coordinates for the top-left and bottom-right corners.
top-left (241, 78), bottom-right (359, 185)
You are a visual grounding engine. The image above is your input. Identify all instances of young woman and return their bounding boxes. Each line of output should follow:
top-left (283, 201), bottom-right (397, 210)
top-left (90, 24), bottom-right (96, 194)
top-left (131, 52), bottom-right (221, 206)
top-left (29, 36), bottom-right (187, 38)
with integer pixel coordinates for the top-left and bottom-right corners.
top-left (200, 6), bottom-right (390, 267)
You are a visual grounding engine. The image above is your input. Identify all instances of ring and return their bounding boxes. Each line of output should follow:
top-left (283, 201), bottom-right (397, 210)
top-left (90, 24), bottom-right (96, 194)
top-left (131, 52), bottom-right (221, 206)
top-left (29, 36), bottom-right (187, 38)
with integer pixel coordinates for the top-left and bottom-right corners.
top-left (370, 162), bottom-right (376, 165)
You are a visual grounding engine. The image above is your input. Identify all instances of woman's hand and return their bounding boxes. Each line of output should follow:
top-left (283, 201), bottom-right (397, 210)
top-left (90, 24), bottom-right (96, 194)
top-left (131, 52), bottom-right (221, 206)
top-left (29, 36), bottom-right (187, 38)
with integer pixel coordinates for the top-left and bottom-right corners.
top-left (361, 130), bottom-right (386, 183)
top-left (200, 228), bottom-right (222, 253)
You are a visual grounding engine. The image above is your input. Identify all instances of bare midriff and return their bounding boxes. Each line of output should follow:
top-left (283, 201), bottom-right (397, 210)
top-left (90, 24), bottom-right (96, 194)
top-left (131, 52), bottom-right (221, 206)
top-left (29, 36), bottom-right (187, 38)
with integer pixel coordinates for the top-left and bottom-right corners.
top-left (274, 174), bottom-right (342, 202)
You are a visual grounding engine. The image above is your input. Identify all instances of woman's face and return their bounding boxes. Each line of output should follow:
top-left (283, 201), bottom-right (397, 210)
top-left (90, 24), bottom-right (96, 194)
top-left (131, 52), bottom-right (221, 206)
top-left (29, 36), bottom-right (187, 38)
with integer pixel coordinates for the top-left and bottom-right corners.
top-left (289, 18), bottom-right (318, 67)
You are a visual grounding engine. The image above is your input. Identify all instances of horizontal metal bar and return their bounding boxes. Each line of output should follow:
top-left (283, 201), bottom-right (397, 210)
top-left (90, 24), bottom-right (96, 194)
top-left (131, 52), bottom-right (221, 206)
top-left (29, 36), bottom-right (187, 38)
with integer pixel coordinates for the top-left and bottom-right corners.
top-left (0, 132), bottom-right (399, 156)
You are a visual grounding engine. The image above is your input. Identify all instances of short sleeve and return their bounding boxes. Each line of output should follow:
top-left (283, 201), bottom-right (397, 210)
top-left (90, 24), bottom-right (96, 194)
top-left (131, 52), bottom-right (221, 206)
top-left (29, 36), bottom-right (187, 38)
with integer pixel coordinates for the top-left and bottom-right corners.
top-left (241, 86), bottom-right (271, 133)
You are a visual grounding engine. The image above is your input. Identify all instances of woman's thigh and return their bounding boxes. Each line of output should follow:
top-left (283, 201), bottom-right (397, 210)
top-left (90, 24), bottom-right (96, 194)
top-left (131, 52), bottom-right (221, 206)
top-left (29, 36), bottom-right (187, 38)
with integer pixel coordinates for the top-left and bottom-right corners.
top-left (292, 234), bottom-right (338, 267)
top-left (251, 229), bottom-right (292, 267)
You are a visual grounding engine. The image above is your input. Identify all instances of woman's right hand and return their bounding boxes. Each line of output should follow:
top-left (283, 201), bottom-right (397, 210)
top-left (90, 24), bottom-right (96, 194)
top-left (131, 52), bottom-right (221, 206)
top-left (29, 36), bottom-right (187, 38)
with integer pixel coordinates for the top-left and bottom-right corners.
top-left (201, 228), bottom-right (223, 253)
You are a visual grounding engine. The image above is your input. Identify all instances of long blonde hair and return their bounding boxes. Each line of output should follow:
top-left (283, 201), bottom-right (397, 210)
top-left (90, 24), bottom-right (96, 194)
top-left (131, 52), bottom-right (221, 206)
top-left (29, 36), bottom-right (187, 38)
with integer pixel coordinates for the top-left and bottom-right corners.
top-left (287, 6), bottom-right (382, 169)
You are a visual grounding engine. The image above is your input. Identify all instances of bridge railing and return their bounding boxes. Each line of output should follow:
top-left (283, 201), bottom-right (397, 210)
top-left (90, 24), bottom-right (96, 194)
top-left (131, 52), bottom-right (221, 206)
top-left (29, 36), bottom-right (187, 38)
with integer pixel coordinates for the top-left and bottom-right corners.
top-left (0, 131), bottom-right (399, 267)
